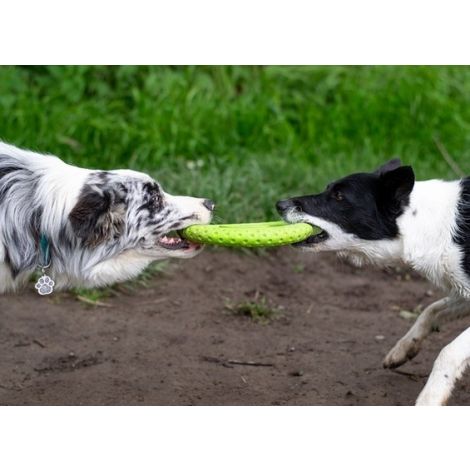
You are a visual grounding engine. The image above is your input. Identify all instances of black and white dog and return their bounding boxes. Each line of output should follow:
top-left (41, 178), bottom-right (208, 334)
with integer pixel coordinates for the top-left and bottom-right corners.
top-left (277, 159), bottom-right (470, 405)
top-left (0, 142), bottom-right (214, 293)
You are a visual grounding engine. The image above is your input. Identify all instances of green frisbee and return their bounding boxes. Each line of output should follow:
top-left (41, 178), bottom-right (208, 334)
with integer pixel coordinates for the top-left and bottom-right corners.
top-left (181, 221), bottom-right (320, 248)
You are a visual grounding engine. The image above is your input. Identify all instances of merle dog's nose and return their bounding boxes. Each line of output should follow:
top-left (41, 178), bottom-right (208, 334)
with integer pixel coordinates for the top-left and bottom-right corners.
top-left (203, 199), bottom-right (215, 211)
top-left (276, 199), bottom-right (294, 215)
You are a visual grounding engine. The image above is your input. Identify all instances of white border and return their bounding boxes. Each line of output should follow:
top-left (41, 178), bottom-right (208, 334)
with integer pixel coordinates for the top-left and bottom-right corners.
top-left (1, 0), bottom-right (470, 64)
top-left (0, 407), bottom-right (469, 469)
top-left (1, 2), bottom-right (469, 468)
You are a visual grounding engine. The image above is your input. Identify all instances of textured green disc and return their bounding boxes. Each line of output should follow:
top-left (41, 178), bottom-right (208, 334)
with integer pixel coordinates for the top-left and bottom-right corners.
top-left (181, 221), bottom-right (320, 248)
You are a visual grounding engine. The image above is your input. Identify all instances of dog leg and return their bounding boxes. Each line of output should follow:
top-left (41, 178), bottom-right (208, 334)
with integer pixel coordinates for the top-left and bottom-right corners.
top-left (416, 325), bottom-right (470, 405)
top-left (383, 297), bottom-right (470, 369)
top-left (383, 297), bottom-right (450, 368)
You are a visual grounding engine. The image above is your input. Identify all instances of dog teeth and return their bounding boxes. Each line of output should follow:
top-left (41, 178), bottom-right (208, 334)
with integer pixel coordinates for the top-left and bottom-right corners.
top-left (160, 235), bottom-right (180, 245)
top-left (159, 233), bottom-right (200, 251)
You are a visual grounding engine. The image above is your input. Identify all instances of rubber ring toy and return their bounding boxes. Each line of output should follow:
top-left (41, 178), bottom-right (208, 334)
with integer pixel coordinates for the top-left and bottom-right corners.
top-left (181, 221), bottom-right (320, 248)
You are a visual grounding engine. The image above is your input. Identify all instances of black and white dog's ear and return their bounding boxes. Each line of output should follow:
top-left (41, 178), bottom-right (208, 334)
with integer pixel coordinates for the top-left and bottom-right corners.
top-left (378, 165), bottom-right (415, 213)
top-left (374, 158), bottom-right (402, 176)
top-left (69, 185), bottom-right (126, 247)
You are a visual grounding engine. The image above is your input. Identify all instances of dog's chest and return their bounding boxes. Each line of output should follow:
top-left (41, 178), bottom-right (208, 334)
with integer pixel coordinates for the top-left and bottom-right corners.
top-left (400, 179), bottom-right (470, 297)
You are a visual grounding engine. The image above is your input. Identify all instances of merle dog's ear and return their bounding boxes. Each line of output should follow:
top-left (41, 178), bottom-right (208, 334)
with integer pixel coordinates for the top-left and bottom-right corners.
top-left (374, 158), bottom-right (402, 176)
top-left (69, 185), bottom-right (126, 247)
top-left (378, 166), bottom-right (415, 214)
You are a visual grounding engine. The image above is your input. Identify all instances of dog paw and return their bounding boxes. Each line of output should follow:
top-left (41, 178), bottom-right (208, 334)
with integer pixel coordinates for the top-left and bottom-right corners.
top-left (35, 275), bottom-right (55, 295)
top-left (383, 337), bottom-right (421, 369)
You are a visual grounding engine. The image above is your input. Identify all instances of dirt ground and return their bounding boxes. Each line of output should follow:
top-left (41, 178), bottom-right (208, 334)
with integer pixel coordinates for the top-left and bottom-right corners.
top-left (1, 248), bottom-right (469, 406)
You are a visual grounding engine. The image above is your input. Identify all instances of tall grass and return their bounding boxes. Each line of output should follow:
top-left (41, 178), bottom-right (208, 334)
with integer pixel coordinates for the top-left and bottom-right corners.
top-left (1, 66), bottom-right (469, 221)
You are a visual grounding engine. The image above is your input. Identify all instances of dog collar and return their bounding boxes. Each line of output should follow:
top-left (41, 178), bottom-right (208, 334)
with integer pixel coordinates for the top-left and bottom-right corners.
top-left (35, 234), bottom-right (55, 295)
top-left (39, 234), bottom-right (51, 268)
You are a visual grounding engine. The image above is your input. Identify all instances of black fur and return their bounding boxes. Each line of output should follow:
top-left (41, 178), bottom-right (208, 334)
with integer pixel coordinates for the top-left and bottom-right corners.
top-left (69, 182), bottom-right (126, 247)
top-left (277, 160), bottom-right (415, 241)
top-left (3, 247), bottom-right (18, 278)
top-left (68, 173), bottom-right (166, 249)
top-left (454, 177), bottom-right (470, 277)
top-left (137, 182), bottom-right (163, 215)
top-left (0, 163), bottom-right (24, 203)
top-left (0, 165), bottom-right (21, 180)
top-left (0, 157), bottom-right (41, 276)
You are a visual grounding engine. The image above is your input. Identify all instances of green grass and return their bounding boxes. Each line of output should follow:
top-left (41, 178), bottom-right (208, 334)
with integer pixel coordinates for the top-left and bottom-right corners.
top-left (1, 66), bottom-right (470, 221)
top-left (225, 295), bottom-right (280, 324)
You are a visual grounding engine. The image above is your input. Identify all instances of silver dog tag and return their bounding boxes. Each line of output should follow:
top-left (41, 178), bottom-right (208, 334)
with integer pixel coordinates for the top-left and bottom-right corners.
top-left (35, 273), bottom-right (55, 296)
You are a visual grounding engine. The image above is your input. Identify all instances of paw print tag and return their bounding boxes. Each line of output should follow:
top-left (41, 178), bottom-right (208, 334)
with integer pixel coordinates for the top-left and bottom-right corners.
top-left (35, 274), bottom-right (55, 296)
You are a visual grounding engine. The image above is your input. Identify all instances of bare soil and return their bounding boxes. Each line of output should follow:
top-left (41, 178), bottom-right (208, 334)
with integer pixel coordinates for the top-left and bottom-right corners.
top-left (1, 248), bottom-right (469, 405)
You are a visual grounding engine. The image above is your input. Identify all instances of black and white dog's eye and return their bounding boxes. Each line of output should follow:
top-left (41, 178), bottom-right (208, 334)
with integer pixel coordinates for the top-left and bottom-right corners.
top-left (334, 191), bottom-right (344, 201)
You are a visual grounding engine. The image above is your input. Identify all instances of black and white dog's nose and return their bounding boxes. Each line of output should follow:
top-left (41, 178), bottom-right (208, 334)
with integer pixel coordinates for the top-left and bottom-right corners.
top-left (203, 199), bottom-right (216, 211)
top-left (276, 199), bottom-right (293, 215)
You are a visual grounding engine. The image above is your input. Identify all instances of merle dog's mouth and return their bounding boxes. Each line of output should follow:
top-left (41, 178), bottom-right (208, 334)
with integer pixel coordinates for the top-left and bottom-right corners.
top-left (158, 230), bottom-right (201, 251)
top-left (292, 226), bottom-right (329, 247)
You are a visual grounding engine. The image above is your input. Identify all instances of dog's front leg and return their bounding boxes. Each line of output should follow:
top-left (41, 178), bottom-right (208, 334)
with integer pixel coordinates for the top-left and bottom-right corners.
top-left (383, 297), bottom-right (451, 369)
top-left (85, 250), bottom-right (154, 287)
top-left (383, 296), bottom-right (470, 369)
top-left (416, 324), bottom-right (470, 405)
